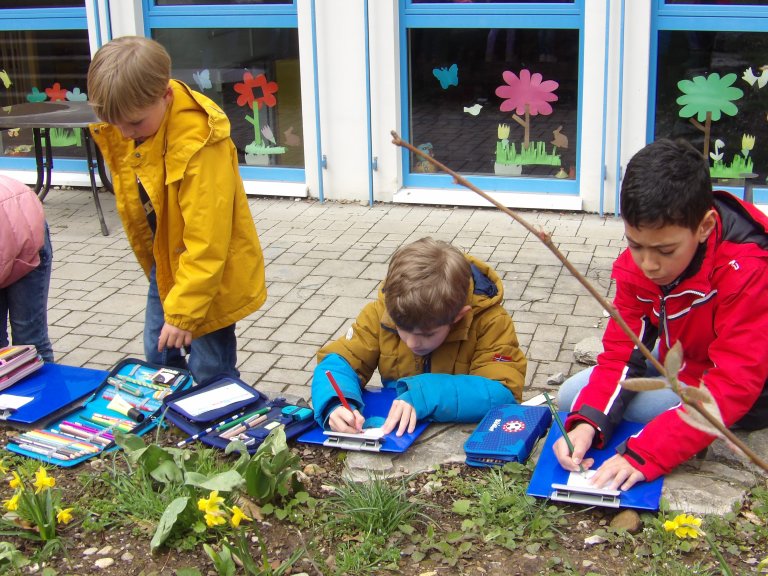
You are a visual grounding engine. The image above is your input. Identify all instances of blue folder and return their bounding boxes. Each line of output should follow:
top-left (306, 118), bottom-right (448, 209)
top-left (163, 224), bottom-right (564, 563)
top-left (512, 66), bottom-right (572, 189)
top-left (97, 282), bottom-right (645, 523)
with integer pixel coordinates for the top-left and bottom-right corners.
top-left (527, 413), bottom-right (664, 510)
top-left (1, 363), bottom-right (107, 426)
top-left (297, 386), bottom-right (428, 453)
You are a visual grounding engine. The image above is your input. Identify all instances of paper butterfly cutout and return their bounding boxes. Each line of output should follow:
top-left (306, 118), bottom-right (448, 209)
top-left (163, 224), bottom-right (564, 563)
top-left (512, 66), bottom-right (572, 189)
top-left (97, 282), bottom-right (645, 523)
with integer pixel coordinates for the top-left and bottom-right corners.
top-left (26, 88), bottom-right (47, 103)
top-left (193, 69), bottom-right (212, 91)
top-left (66, 87), bottom-right (88, 102)
top-left (7, 128), bottom-right (20, 137)
top-left (743, 67), bottom-right (768, 89)
top-left (433, 64), bottom-right (458, 89)
top-left (0, 70), bottom-right (11, 89)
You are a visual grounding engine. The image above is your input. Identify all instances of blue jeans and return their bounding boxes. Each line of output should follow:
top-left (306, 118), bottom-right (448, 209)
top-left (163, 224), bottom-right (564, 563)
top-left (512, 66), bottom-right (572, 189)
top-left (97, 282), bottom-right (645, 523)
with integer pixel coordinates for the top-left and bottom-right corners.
top-left (557, 354), bottom-right (681, 423)
top-left (144, 267), bottom-right (239, 385)
top-left (0, 223), bottom-right (53, 362)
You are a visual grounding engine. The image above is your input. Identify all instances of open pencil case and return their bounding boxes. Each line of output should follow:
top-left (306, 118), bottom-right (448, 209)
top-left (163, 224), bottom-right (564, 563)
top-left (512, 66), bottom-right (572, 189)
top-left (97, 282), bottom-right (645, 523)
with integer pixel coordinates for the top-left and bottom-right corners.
top-left (6, 357), bottom-right (193, 467)
top-left (162, 375), bottom-right (315, 453)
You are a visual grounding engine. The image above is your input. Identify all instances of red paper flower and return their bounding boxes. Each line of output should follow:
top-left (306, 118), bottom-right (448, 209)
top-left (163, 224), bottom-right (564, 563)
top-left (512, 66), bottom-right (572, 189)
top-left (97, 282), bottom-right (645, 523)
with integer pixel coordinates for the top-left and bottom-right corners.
top-left (234, 72), bottom-right (278, 110)
top-left (495, 69), bottom-right (558, 116)
top-left (45, 82), bottom-right (67, 102)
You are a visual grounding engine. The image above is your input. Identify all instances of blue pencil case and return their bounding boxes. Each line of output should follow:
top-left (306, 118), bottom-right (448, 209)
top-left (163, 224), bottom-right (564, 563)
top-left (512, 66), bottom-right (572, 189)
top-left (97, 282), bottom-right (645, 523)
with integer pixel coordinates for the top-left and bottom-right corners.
top-left (6, 357), bottom-right (193, 467)
top-left (463, 404), bottom-right (552, 467)
top-left (162, 377), bottom-right (315, 454)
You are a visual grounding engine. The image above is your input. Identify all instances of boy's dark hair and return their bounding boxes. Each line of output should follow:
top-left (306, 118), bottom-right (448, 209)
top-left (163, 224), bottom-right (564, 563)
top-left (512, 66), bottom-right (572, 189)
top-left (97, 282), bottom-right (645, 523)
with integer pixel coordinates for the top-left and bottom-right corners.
top-left (620, 138), bottom-right (713, 230)
top-left (383, 237), bottom-right (471, 332)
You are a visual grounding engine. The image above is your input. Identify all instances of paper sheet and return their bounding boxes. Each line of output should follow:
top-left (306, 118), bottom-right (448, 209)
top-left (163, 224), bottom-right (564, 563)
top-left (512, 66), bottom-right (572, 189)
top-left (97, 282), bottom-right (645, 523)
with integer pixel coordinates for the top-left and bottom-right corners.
top-left (566, 469), bottom-right (597, 488)
top-left (0, 394), bottom-right (33, 411)
top-left (173, 383), bottom-right (254, 417)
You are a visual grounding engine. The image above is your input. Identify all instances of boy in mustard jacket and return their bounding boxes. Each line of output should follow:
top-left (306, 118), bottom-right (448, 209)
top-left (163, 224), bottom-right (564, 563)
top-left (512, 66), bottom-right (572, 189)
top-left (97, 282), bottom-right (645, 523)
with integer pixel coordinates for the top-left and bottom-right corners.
top-left (88, 37), bottom-right (266, 384)
top-left (311, 237), bottom-right (527, 436)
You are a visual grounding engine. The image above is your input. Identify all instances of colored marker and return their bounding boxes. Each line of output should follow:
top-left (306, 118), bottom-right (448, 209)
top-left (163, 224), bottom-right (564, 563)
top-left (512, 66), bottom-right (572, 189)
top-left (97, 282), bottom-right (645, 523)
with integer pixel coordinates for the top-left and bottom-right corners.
top-left (176, 410), bottom-right (250, 447)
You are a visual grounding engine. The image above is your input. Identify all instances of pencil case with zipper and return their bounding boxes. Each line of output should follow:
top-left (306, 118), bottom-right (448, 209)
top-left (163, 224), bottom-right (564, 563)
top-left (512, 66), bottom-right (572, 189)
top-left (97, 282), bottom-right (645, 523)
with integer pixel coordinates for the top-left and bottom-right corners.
top-left (162, 377), bottom-right (315, 454)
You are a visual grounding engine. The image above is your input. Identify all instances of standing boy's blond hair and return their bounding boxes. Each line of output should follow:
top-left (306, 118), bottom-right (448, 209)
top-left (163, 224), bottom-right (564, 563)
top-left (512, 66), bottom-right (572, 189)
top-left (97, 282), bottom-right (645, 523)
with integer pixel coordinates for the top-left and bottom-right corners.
top-left (383, 237), bottom-right (471, 331)
top-left (87, 36), bottom-right (171, 124)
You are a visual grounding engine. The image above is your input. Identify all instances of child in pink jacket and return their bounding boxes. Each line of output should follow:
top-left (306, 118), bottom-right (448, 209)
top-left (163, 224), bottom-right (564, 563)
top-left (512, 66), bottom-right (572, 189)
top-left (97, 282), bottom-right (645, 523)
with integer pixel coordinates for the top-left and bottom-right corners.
top-left (0, 175), bottom-right (53, 361)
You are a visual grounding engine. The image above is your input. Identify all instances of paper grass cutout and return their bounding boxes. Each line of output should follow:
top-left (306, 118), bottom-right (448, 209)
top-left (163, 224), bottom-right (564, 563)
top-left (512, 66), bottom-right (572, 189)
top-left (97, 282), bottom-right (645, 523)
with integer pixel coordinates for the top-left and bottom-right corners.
top-left (233, 71), bottom-right (285, 161)
top-left (193, 69), bottom-right (212, 91)
top-left (66, 87), bottom-right (88, 102)
top-left (709, 135), bottom-right (755, 179)
top-left (433, 64), bottom-right (458, 89)
top-left (676, 73), bottom-right (743, 159)
top-left (26, 88), bottom-right (47, 103)
top-left (0, 70), bottom-right (11, 89)
top-left (463, 103), bottom-right (482, 116)
top-left (283, 126), bottom-right (301, 147)
top-left (44, 82), bottom-right (67, 102)
top-left (493, 69), bottom-right (561, 174)
top-left (742, 66), bottom-right (768, 89)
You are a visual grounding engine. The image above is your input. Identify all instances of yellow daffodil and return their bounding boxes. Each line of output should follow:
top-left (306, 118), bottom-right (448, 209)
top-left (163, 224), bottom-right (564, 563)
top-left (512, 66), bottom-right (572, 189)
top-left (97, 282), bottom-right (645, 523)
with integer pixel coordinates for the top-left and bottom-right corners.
top-left (663, 513), bottom-right (702, 539)
top-left (229, 505), bottom-right (252, 528)
top-left (9, 471), bottom-right (21, 490)
top-left (197, 490), bottom-right (225, 514)
top-left (497, 124), bottom-right (510, 140)
top-left (3, 493), bottom-right (20, 512)
top-left (33, 467), bottom-right (55, 494)
top-left (56, 507), bottom-right (74, 524)
top-left (742, 134), bottom-right (755, 153)
top-left (204, 511), bottom-right (227, 528)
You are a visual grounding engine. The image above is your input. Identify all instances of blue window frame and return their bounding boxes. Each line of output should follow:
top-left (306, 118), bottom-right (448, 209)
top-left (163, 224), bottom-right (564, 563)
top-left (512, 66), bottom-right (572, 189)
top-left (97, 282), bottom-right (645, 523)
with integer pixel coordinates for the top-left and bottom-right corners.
top-left (143, 0), bottom-right (304, 183)
top-left (650, 0), bottom-right (768, 203)
top-left (0, 5), bottom-right (91, 173)
top-left (400, 0), bottom-right (584, 195)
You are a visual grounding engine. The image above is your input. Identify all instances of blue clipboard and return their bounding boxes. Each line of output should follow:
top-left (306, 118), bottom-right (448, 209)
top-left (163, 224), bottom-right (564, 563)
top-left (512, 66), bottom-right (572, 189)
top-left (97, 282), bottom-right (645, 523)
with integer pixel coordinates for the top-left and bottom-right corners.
top-left (0, 363), bottom-right (107, 426)
top-left (297, 387), bottom-right (428, 453)
top-left (527, 413), bottom-right (664, 510)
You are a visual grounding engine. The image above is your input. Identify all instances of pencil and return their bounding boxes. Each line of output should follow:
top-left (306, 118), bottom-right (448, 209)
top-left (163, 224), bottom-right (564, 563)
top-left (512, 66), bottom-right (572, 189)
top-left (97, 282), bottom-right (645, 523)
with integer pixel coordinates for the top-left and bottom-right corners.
top-left (543, 392), bottom-right (587, 477)
top-left (325, 370), bottom-right (353, 413)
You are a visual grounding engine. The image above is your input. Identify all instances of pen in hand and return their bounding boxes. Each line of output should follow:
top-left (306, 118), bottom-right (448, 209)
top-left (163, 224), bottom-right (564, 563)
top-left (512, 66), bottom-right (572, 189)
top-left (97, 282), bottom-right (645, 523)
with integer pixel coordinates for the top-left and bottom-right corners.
top-left (325, 370), bottom-right (353, 414)
top-left (543, 392), bottom-right (587, 477)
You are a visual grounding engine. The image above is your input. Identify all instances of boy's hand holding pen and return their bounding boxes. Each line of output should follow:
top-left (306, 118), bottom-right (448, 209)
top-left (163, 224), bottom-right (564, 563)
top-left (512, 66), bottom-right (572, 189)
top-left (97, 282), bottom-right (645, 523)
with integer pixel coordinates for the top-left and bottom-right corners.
top-left (544, 393), bottom-right (595, 478)
top-left (325, 370), bottom-right (365, 434)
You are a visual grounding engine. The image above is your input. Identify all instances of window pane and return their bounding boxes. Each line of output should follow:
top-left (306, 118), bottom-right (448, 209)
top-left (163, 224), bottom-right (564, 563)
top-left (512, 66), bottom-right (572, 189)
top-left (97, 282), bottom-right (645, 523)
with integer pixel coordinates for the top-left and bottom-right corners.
top-left (408, 28), bottom-right (579, 179)
top-left (0, 29), bottom-right (91, 160)
top-left (2, 1), bottom-right (83, 7)
top-left (155, 1), bottom-right (291, 5)
top-left (153, 28), bottom-right (304, 168)
top-left (665, 1), bottom-right (768, 5)
top-left (654, 30), bottom-right (768, 186)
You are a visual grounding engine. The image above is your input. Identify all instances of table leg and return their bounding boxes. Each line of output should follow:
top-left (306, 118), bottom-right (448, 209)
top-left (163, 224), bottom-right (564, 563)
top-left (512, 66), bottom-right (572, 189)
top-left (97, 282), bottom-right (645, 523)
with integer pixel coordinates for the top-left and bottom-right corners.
top-left (84, 130), bottom-right (110, 236)
top-left (37, 128), bottom-right (54, 201)
top-left (31, 128), bottom-right (44, 196)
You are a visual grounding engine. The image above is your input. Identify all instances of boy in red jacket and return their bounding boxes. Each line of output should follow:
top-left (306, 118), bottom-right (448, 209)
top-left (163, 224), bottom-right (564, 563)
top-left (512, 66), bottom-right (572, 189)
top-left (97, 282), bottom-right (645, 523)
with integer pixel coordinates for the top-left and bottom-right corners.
top-left (555, 138), bottom-right (768, 490)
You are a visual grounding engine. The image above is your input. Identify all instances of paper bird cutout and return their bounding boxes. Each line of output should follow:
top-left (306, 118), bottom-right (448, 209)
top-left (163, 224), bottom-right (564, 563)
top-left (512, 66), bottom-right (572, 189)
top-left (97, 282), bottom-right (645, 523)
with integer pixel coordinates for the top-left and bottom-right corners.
top-left (261, 124), bottom-right (276, 145)
top-left (26, 88), bottom-right (47, 103)
top-left (0, 70), bottom-right (11, 89)
top-left (463, 103), bottom-right (482, 116)
top-left (743, 66), bottom-right (768, 89)
top-left (66, 87), bottom-right (88, 102)
top-left (433, 64), bottom-right (458, 89)
top-left (193, 69), bottom-right (212, 91)
top-left (284, 126), bottom-right (301, 147)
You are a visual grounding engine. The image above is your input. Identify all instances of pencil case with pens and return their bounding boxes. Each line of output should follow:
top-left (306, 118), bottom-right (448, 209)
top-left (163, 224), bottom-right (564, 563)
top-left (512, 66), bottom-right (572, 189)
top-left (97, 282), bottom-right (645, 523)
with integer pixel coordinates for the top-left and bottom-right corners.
top-left (5, 357), bottom-right (193, 467)
top-left (0, 345), bottom-right (44, 392)
top-left (162, 376), bottom-right (315, 454)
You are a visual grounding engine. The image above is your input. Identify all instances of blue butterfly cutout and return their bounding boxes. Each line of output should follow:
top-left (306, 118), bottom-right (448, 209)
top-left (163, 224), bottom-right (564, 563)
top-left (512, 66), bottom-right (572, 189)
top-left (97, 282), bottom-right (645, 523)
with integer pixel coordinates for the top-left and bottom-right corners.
top-left (66, 87), bottom-right (88, 102)
top-left (193, 69), bottom-right (212, 91)
top-left (432, 64), bottom-right (458, 90)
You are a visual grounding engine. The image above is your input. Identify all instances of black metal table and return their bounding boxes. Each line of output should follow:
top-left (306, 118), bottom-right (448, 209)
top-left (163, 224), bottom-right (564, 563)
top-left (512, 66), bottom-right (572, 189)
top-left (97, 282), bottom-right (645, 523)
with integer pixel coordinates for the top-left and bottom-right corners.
top-left (0, 101), bottom-right (112, 235)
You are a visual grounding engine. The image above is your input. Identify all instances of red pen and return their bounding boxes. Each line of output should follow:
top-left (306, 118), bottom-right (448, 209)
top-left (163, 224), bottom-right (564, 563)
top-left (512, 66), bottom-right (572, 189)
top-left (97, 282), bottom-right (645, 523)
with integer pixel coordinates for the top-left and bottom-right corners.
top-left (325, 370), bottom-right (354, 413)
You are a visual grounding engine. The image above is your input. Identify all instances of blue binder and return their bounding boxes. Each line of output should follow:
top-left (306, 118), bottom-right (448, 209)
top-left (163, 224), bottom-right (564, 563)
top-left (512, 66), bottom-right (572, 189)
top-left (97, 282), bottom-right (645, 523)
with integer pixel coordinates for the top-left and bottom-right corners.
top-left (297, 387), bottom-right (428, 453)
top-left (0, 363), bottom-right (107, 426)
top-left (527, 413), bottom-right (664, 510)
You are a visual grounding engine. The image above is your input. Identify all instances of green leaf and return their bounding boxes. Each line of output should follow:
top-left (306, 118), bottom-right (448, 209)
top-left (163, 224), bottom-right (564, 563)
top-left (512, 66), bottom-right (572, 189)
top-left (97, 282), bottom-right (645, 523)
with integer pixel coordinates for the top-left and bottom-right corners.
top-left (115, 431), bottom-right (146, 453)
top-left (184, 470), bottom-right (244, 492)
top-left (150, 497), bottom-right (190, 552)
top-left (452, 499), bottom-right (472, 515)
top-left (150, 460), bottom-right (184, 484)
